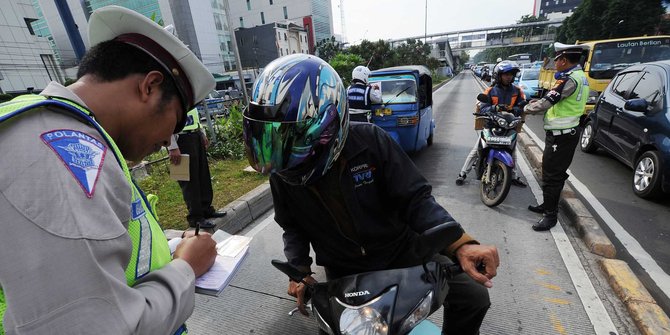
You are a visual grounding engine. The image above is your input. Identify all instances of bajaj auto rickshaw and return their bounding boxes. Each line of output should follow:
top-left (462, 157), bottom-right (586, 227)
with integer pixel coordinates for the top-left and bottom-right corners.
top-left (369, 66), bottom-right (434, 152)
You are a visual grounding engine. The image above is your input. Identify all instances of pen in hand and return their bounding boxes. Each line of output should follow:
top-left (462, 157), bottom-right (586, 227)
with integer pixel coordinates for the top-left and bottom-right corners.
top-left (194, 222), bottom-right (200, 236)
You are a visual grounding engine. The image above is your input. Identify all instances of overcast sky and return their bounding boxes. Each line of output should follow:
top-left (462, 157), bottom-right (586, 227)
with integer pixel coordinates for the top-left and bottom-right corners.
top-left (332, 0), bottom-right (537, 44)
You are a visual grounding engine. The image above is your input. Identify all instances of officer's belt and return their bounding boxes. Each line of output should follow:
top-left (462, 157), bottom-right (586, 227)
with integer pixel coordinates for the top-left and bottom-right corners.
top-left (547, 128), bottom-right (577, 136)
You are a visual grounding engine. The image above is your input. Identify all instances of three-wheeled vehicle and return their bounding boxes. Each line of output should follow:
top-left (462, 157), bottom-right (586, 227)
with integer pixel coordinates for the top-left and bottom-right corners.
top-left (368, 66), bottom-right (435, 153)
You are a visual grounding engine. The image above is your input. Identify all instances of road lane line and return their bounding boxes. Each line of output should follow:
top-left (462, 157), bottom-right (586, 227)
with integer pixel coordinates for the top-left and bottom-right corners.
top-left (522, 124), bottom-right (670, 301)
top-left (518, 146), bottom-right (619, 334)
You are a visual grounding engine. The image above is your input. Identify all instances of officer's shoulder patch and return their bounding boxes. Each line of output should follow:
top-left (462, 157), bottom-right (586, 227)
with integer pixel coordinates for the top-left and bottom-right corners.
top-left (41, 129), bottom-right (107, 198)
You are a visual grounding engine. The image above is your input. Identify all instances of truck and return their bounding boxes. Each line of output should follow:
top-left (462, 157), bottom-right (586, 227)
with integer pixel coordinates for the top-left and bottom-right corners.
top-left (538, 35), bottom-right (670, 113)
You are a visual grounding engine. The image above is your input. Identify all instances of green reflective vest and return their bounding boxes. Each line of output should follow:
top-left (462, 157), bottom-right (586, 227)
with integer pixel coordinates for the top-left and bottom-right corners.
top-left (544, 69), bottom-right (589, 130)
top-left (181, 108), bottom-right (200, 132)
top-left (0, 95), bottom-right (184, 334)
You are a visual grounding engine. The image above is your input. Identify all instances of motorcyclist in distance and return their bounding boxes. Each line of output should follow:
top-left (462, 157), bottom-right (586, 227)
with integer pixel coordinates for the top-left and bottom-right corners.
top-left (347, 65), bottom-right (382, 122)
top-left (456, 60), bottom-right (528, 187)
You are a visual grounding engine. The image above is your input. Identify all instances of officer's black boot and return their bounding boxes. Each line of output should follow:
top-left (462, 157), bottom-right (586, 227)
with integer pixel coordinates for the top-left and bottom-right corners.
top-left (532, 210), bottom-right (557, 231)
top-left (528, 203), bottom-right (545, 214)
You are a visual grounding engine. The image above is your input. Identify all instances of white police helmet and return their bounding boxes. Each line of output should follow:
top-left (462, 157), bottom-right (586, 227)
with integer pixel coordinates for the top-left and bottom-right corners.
top-left (351, 65), bottom-right (371, 84)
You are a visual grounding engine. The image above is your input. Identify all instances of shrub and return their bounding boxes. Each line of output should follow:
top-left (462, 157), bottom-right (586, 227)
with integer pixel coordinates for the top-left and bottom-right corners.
top-left (207, 104), bottom-right (246, 160)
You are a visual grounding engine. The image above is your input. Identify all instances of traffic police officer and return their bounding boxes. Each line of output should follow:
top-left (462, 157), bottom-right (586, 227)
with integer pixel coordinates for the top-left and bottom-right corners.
top-left (524, 42), bottom-right (590, 231)
top-left (347, 66), bottom-right (382, 122)
top-left (167, 107), bottom-right (227, 229)
top-left (0, 6), bottom-right (217, 334)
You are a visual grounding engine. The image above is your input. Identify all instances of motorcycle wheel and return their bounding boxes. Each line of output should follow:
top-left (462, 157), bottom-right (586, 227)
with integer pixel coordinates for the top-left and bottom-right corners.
top-left (480, 160), bottom-right (512, 207)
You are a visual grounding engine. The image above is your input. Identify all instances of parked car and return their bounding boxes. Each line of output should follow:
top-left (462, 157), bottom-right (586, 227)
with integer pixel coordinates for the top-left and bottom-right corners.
top-left (580, 60), bottom-right (670, 198)
top-left (515, 68), bottom-right (540, 99)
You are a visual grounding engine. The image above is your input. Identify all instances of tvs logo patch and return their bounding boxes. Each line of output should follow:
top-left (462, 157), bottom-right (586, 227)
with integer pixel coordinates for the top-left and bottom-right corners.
top-left (41, 129), bottom-right (106, 198)
top-left (351, 163), bottom-right (375, 188)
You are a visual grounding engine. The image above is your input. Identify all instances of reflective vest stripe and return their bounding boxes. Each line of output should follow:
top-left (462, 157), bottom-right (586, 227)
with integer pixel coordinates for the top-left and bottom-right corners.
top-left (181, 108), bottom-right (200, 132)
top-left (0, 96), bottom-right (185, 334)
top-left (544, 70), bottom-right (589, 130)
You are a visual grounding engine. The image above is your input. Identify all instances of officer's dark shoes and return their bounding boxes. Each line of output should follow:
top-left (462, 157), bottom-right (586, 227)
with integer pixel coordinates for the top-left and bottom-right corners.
top-left (195, 219), bottom-right (217, 229)
top-left (511, 177), bottom-right (527, 188)
top-left (206, 209), bottom-right (227, 218)
top-left (455, 173), bottom-right (466, 186)
top-left (528, 203), bottom-right (545, 214)
top-left (532, 212), bottom-right (557, 231)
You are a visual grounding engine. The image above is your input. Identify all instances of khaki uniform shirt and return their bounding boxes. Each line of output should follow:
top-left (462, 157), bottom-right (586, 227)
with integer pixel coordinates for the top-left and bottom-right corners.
top-left (0, 82), bottom-right (195, 334)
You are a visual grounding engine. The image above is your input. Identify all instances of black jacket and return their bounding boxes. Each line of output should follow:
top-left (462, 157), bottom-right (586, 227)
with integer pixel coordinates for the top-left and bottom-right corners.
top-left (270, 123), bottom-right (468, 274)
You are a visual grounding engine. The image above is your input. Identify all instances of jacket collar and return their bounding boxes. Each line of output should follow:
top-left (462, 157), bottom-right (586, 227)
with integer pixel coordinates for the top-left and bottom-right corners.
top-left (341, 125), bottom-right (368, 161)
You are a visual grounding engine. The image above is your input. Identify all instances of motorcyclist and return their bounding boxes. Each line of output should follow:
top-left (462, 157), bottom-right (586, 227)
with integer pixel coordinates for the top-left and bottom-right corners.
top-left (347, 65), bottom-right (382, 122)
top-left (243, 54), bottom-right (499, 335)
top-left (456, 60), bottom-right (528, 187)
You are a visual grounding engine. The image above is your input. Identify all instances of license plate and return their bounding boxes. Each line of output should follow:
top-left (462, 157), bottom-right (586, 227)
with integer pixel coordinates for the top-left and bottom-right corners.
top-left (375, 108), bottom-right (392, 116)
top-left (487, 136), bottom-right (512, 145)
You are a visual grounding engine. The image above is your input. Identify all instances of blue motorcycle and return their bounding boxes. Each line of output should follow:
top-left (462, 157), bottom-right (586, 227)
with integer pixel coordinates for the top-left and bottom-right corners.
top-left (473, 94), bottom-right (525, 207)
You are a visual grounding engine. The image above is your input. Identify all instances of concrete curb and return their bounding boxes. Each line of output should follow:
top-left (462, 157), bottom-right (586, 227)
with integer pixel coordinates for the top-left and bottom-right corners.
top-left (518, 127), bottom-right (670, 334)
top-left (212, 181), bottom-right (272, 234)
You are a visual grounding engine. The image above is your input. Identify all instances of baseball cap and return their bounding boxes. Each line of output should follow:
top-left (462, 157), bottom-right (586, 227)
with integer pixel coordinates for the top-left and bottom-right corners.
top-left (88, 6), bottom-right (215, 120)
top-left (553, 42), bottom-right (590, 61)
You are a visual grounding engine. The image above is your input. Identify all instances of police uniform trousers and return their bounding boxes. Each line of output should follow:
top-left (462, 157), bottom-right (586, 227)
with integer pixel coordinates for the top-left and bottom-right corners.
top-left (541, 128), bottom-right (581, 212)
top-left (325, 258), bottom-right (490, 335)
top-left (177, 131), bottom-right (215, 225)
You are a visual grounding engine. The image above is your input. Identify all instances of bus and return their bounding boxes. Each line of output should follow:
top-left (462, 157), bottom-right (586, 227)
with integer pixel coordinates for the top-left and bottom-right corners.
top-left (538, 35), bottom-right (670, 113)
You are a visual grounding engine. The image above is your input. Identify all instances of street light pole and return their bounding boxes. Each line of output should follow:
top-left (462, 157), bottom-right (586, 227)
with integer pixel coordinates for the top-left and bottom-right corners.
top-left (424, 0), bottom-right (428, 44)
top-left (223, 0), bottom-right (249, 106)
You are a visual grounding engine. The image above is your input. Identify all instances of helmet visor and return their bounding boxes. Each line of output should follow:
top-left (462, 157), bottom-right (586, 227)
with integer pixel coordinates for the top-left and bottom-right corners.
top-left (243, 114), bottom-right (314, 175)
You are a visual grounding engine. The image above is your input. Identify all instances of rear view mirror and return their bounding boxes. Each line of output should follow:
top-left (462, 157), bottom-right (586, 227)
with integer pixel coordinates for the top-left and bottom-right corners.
top-left (624, 98), bottom-right (649, 113)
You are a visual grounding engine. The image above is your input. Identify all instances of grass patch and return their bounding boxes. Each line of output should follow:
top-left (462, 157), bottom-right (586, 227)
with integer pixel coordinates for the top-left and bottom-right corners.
top-left (137, 158), bottom-right (267, 230)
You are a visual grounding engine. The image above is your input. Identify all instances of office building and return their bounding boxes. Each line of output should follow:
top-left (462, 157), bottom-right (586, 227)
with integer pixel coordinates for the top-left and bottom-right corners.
top-left (236, 22), bottom-right (309, 68)
top-left (228, 0), bottom-right (334, 53)
top-left (0, 0), bottom-right (63, 94)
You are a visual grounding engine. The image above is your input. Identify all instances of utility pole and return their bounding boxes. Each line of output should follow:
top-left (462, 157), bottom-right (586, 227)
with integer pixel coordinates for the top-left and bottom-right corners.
top-left (424, 0), bottom-right (428, 44)
top-left (223, 0), bottom-right (249, 106)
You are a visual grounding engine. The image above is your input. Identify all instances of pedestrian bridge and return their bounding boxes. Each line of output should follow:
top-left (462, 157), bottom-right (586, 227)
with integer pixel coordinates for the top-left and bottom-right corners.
top-left (389, 20), bottom-right (561, 53)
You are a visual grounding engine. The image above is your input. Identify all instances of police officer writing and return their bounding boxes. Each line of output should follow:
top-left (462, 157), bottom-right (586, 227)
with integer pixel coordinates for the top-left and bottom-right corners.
top-left (524, 42), bottom-right (591, 231)
top-left (0, 6), bottom-right (216, 334)
top-left (167, 107), bottom-right (227, 230)
top-left (347, 65), bottom-right (382, 122)
top-left (243, 54), bottom-right (499, 335)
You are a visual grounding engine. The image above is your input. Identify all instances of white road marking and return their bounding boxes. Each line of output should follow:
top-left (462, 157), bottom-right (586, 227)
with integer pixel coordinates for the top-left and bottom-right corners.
top-left (517, 144), bottom-right (619, 334)
top-left (523, 124), bottom-right (670, 301)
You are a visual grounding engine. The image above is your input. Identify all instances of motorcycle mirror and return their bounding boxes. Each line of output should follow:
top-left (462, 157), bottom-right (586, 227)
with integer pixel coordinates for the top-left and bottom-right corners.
top-left (271, 259), bottom-right (310, 283)
top-left (415, 222), bottom-right (460, 259)
top-left (476, 93), bottom-right (491, 104)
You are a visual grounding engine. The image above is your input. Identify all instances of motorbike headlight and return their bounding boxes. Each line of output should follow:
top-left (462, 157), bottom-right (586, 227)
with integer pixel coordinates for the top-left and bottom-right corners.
top-left (508, 119), bottom-right (521, 128)
top-left (398, 291), bottom-right (433, 335)
top-left (335, 286), bottom-right (396, 335)
top-left (340, 306), bottom-right (389, 335)
top-left (495, 116), bottom-right (508, 128)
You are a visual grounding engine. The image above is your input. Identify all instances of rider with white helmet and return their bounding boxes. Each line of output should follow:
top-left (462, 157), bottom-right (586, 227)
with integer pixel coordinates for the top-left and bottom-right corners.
top-left (347, 65), bottom-right (382, 122)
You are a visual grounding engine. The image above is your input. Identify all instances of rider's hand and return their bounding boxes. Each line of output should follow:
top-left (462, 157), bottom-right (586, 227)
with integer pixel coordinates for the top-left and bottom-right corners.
top-left (455, 244), bottom-right (499, 288)
top-left (287, 275), bottom-right (317, 316)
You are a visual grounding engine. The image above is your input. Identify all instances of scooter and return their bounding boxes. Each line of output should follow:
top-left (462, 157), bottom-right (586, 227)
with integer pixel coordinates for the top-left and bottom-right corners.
top-left (473, 93), bottom-right (525, 207)
top-left (271, 223), bottom-right (464, 335)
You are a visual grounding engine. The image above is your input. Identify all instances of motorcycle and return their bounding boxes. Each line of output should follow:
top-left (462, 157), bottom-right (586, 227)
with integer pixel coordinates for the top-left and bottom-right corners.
top-left (473, 93), bottom-right (525, 207)
top-left (271, 223), bottom-right (464, 335)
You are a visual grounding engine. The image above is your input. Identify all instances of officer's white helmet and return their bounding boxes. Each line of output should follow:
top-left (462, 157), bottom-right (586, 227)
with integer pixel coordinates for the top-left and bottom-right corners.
top-left (352, 66), bottom-right (371, 84)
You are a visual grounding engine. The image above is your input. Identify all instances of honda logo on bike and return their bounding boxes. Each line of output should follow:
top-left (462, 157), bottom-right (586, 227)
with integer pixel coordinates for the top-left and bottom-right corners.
top-left (344, 290), bottom-right (370, 298)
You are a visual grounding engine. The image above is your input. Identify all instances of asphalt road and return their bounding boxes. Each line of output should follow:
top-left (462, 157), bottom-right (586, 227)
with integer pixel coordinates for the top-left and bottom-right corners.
top-left (186, 72), bottom-right (643, 334)
top-left (522, 91), bottom-right (670, 314)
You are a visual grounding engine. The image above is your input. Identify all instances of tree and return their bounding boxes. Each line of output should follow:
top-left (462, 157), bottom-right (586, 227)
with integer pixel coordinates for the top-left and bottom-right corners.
top-left (347, 40), bottom-right (394, 70)
top-left (329, 53), bottom-right (364, 87)
top-left (315, 36), bottom-right (342, 62)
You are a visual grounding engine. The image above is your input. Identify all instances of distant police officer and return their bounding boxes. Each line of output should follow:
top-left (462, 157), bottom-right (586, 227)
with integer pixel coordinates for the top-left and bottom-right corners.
top-left (0, 6), bottom-right (217, 334)
top-left (168, 107), bottom-right (227, 229)
top-left (524, 42), bottom-right (590, 231)
top-left (347, 65), bottom-right (382, 122)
